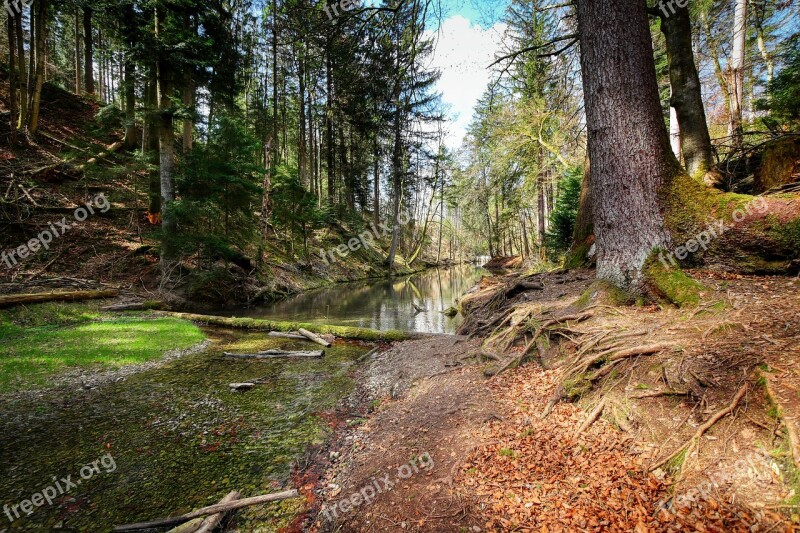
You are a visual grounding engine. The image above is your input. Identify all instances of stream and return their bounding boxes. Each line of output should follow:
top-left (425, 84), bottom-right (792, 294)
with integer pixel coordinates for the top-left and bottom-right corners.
top-left (239, 264), bottom-right (488, 334)
top-left (0, 265), bottom-right (487, 532)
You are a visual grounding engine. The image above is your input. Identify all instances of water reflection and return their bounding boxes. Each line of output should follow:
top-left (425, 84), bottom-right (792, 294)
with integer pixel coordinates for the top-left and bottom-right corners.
top-left (241, 264), bottom-right (488, 334)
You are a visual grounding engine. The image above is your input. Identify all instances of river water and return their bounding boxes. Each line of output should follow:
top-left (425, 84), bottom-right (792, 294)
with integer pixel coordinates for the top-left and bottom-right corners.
top-left (240, 264), bottom-right (489, 334)
top-left (0, 265), bottom-right (488, 531)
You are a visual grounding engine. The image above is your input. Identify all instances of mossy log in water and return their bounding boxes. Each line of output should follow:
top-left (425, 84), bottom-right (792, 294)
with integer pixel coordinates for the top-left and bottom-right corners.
top-left (154, 311), bottom-right (416, 341)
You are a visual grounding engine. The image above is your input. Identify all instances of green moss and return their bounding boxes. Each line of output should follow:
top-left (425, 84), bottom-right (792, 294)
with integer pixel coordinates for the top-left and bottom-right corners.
top-left (563, 374), bottom-right (593, 400)
top-left (152, 312), bottom-right (411, 342)
top-left (644, 254), bottom-right (704, 307)
top-left (0, 327), bottom-right (367, 531)
top-left (0, 314), bottom-right (205, 393)
top-left (664, 448), bottom-right (687, 474)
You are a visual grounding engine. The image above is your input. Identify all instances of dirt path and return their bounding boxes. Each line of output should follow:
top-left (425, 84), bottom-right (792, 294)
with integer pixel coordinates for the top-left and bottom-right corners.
top-left (310, 271), bottom-right (800, 532)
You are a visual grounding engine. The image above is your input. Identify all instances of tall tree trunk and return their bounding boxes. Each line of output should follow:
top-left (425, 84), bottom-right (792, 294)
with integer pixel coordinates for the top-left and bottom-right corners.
top-left (298, 49), bottom-right (307, 188)
top-left (7, 14), bottom-right (18, 143)
top-left (144, 76), bottom-right (161, 220)
top-left (27, 0), bottom-right (48, 134)
top-left (14, 11), bottom-right (27, 129)
top-left (122, 2), bottom-right (137, 149)
top-left (155, 9), bottom-right (175, 262)
top-left (181, 12), bottom-right (194, 153)
top-left (74, 6), bottom-right (81, 94)
top-left (577, 0), bottom-right (679, 288)
top-left (659, 4), bottom-right (714, 179)
top-left (325, 49), bottom-right (335, 207)
top-left (272, 0), bottom-right (279, 165)
top-left (373, 128), bottom-right (380, 228)
top-left (728, 0), bottom-right (747, 149)
top-left (83, 7), bottom-right (94, 94)
top-left (387, 105), bottom-right (403, 270)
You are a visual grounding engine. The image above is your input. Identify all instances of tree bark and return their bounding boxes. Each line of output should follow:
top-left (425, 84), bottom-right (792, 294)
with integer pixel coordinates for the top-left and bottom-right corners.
top-left (576, 0), bottom-right (679, 288)
top-left (155, 8), bottom-right (175, 260)
top-left (14, 11), bottom-right (27, 129)
top-left (74, 6), bottom-right (81, 94)
top-left (83, 7), bottom-right (94, 94)
top-left (728, 0), bottom-right (747, 149)
top-left (27, 0), bottom-right (48, 134)
top-left (659, 5), bottom-right (714, 179)
top-left (7, 13), bottom-right (18, 143)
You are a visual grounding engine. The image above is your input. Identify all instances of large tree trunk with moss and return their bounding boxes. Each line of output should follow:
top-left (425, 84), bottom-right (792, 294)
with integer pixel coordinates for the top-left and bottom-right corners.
top-left (576, 0), bottom-right (679, 289)
top-left (566, 158), bottom-right (594, 268)
top-left (658, 4), bottom-right (714, 180)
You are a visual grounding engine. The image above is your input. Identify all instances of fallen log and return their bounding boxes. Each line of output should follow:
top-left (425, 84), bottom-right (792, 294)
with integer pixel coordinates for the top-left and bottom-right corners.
top-left (0, 289), bottom-right (119, 308)
top-left (113, 489), bottom-right (300, 532)
top-left (268, 331), bottom-right (306, 340)
top-left (298, 328), bottom-right (332, 347)
top-left (196, 491), bottom-right (241, 533)
top-left (224, 349), bottom-right (324, 359)
top-left (152, 311), bottom-right (413, 342)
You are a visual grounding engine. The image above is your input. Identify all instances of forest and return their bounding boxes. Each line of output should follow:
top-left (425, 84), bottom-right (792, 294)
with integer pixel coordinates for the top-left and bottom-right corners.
top-left (1, 0), bottom-right (800, 531)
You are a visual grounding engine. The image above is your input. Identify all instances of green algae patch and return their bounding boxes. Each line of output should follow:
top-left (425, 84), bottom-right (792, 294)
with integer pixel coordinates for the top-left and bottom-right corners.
top-left (0, 312), bottom-right (204, 393)
top-left (0, 329), bottom-right (367, 531)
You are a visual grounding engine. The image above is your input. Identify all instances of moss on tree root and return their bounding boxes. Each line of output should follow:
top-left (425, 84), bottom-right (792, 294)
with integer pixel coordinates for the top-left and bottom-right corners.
top-left (152, 311), bottom-right (414, 342)
top-left (644, 255), bottom-right (704, 307)
top-left (661, 173), bottom-right (800, 274)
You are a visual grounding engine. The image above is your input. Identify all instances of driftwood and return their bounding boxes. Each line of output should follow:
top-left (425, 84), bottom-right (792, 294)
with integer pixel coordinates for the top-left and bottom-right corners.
top-left (113, 489), bottom-right (300, 532)
top-left (268, 331), bottom-right (306, 340)
top-left (224, 349), bottom-right (324, 359)
top-left (195, 491), bottom-right (241, 533)
top-left (0, 289), bottom-right (119, 308)
top-left (298, 328), bottom-right (332, 347)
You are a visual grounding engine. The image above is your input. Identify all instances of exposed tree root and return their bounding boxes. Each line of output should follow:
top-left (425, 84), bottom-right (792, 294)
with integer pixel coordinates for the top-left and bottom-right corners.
top-left (574, 398), bottom-right (607, 438)
top-left (650, 381), bottom-right (749, 475)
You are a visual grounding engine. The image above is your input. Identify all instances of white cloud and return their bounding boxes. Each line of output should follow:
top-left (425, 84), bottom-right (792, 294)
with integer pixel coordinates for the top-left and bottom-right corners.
top-left (425, 15), bottom-right (507, 150)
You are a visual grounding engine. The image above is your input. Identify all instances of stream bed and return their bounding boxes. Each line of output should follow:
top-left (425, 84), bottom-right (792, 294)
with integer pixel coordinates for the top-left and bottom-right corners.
top-left (0, 266), bottom-right (487, 531)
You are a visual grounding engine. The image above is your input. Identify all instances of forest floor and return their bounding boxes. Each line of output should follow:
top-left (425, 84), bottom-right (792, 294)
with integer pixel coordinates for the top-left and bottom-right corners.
top-left (0, 75), bottom-right (435, 309)
top-left (309, 268), bottom-right (800, 532)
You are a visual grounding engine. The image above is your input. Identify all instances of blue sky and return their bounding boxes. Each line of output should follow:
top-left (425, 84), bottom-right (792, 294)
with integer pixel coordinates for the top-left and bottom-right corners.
top-left (424, 0), bottom-right (509, 149)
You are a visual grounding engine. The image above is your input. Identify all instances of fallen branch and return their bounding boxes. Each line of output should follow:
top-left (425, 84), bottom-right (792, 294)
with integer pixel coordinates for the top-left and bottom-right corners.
top-left (268, 331), bottom-right (306, 340)
top-left (195, 491), bottom-right (241, 533)
top-left (650, 382), bottom-right (749, 474)
top-left (224, 350), bottom-right (324, 359)
top-left (298, 328), bottom-right (332, 347)
top-left (0, 289), bottom-right (119, 308)
top-left (113, 489), bottom-right (300, 531)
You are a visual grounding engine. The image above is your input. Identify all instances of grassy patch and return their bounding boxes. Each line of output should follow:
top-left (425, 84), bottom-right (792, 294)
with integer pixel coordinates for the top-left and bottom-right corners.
top-left (0, 314), bottom-right (204, 393)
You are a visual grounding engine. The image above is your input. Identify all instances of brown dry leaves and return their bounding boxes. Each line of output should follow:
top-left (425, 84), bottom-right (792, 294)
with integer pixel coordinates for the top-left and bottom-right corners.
top-left (456, 364), bottom-right (787, 532)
